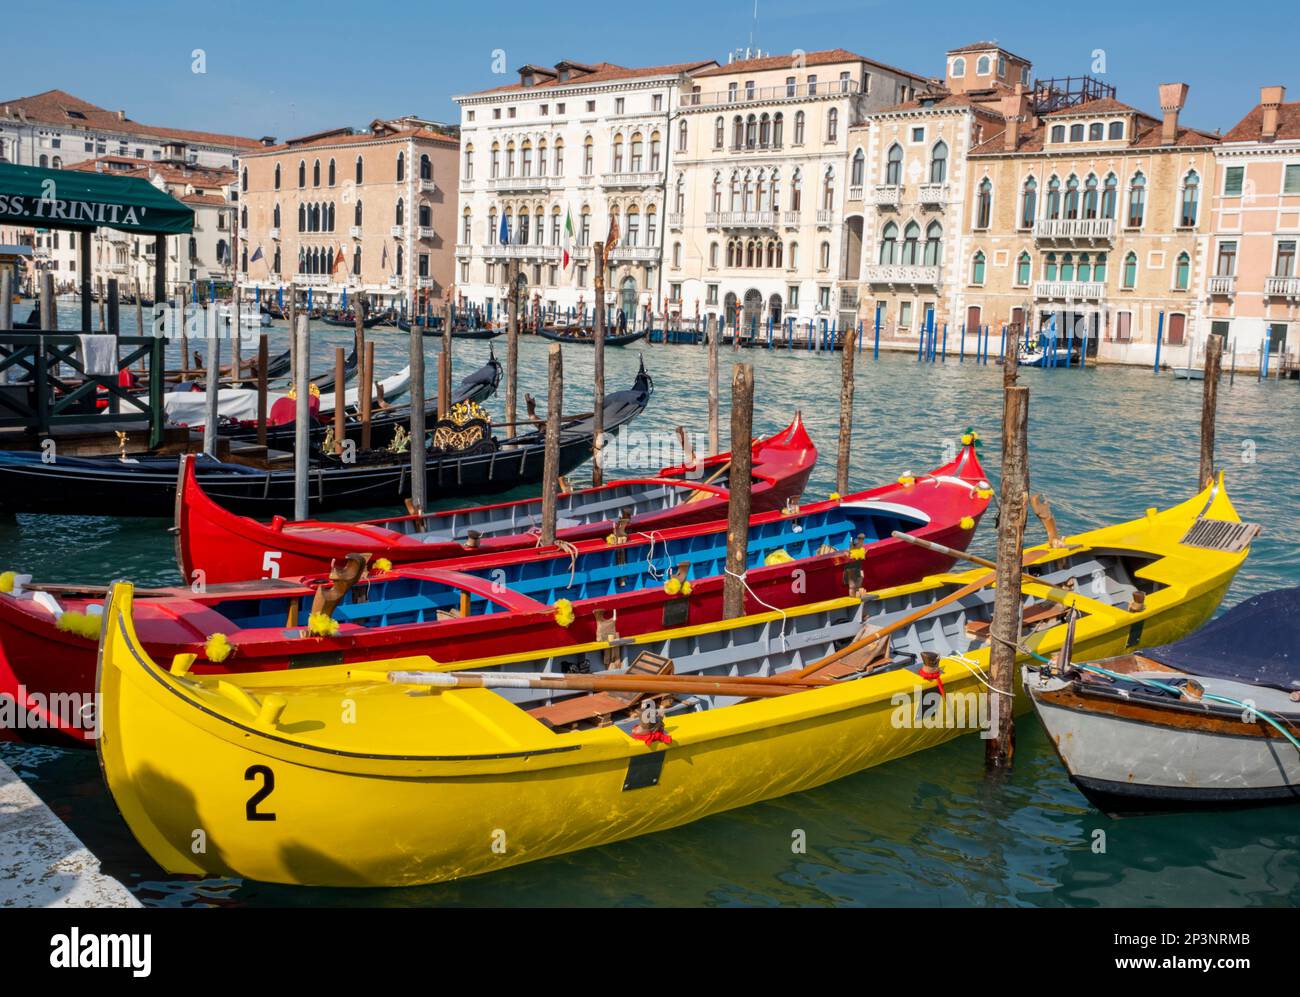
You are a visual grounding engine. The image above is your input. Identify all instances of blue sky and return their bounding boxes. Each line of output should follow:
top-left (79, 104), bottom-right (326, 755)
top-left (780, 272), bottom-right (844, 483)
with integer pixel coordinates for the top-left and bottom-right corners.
top-left (6, 0), bottom-right (1296, 140)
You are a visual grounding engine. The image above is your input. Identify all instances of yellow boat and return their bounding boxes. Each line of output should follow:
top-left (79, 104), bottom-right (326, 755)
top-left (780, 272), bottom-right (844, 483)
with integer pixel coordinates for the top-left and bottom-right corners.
top-left (97, 477), bottom-right (1253, 887)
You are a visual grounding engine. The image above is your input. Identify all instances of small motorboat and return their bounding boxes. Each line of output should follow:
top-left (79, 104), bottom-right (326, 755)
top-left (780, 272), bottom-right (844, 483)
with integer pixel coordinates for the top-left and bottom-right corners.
top-left (1026, 578), bottom-right (1300, 818)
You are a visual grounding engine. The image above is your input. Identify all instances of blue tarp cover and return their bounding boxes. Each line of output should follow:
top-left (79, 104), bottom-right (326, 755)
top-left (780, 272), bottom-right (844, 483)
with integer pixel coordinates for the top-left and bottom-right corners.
top-left (1145, 587), bottom-right (1300, 692)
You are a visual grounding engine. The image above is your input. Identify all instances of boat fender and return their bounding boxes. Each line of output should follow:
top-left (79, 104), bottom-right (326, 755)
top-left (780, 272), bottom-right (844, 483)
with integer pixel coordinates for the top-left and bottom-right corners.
top-left (917, 651), bottom-right (946, 698)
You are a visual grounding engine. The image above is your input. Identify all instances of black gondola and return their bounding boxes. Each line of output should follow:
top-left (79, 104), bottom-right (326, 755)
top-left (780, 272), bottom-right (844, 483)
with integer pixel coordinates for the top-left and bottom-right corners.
top-left (537, 325), bottom-right (649, 347)
top-left (219, 352), bottom-right (502, 451)
top-left (0, 357), bottom-right (648, 518)
top-left (320, 313), bottom-right (387, 329)
top-left (306, 347), bottom-right (358, 395)
top-left (397, 316), bottom-right (501, 340)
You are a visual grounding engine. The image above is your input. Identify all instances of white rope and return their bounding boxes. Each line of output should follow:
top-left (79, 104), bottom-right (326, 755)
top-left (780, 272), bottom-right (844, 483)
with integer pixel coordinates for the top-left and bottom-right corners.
top-left (947, 651), bottom-right (1015, 698)
top-left (723, 566), bottom-right (790, 652)
top-left (635, 530), bottom-right (671, 581)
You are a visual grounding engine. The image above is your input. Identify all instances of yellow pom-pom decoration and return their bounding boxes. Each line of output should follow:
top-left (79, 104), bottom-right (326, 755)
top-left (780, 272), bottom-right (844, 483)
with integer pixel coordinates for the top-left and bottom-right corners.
top-left (977, 488), bottom-right (994, 500)
top-left (552, 599), bottom-right (575, 627)
top-left (849, 547), bottom-right (866, 561)
top-left (664, 576), bottom-right (682, 596)
top-left (204, 632), bottom-right (233, 663)
top-left (961, 433), bottom-right (973, 446)
top-left (56, 610), bottom-right (103, 640)
top-left (764, 549), bottom-right (794, 566)
top-left (372, 557), bottom-right (393, 572)
top-left (829, 491), bottom-right (841, 501)
top-left (307, 613), bottom-right (340, 637)
top-left (680, 581), bottom-right (693, 597)
top-left (0, 571), bottom-right (14, 594)
top-left (897, 475), bottom-right (915, 486)
top-left (606, 533), bottom-right (617, 544)
top-left (960, 515), bottom-right (976, 530)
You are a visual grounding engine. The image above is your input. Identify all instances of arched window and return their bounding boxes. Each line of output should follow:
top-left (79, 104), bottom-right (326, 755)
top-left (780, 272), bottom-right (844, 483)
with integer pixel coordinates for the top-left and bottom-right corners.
top-left (1021, 177), bottom-right (1037, 228)
top-left (1050, 125), bottom-right (1065, 143)
top-left (951, 56), bottom-right (966, 78)
top-left (626, 207), bottom-right (640, 246)
top-left (1016, 251), bottom-right (1031, 285)
top-left (352, 246), bottom-right (362, 275)
top-left (463, 144), bottom-right (474, 180)
top-left (273, 203), bottom-right (281, 228)
top-left (822, 167), bottom-right (835, 210)
top-left (714, 116), bottom-right (725, 149)
top-left (1127, 172), bottom-right (1146, 227)
top-left (678, 119), bottom-right (688, 152)
top-left (355, 155), bottom-right (363, 184)
top-left (745, 115), bottom-right (757, 148)
top-left (773, 112), bottom-right (784, 147)
top-left (1046, 176), bottom-right (1061, 219)
top-left (675, 174), bottom-right (686, 213)
top-left (827, 108), bottom-right (838, 142)
top-left (272, 247), bottom-right (281, 273)
top-left (1108, 121), bottom-right (1124, 140)
top-left (1061, 252), bottom-right (1075, 281)
top-left (885, 143), bottom-right (902, 185)
top-left (1094, 253), bottom-right (1107, 282)
top-left (1123, 251), bottom-right (1138, 288)
top-left (630, 132), bottom-right (644, 171)
top-left (924, 221), bottom-right (942, 266)
top-left (902, 221), bottom-right (921, 264)
top-left (395, 245), bottom-right (403, 276)
top-left (794, 111), bottom-right (805, 145)
top-left (975, 179), bottom-right (992, 228)
top-left (419, 204), bottom-right (431, 227)
top-left (789, 241), bottom-right (799, 268)
top-left (395, 198), bottom-right (404, 226)
top-left (775, 241), bottom-right (783, 267)
top-left (1077, 253), bottom-right (1091, 282)
top-left (929, 141), bottom-right (948, 184)
top-left (650, 131), bottom-right (661, 171)
top-left (971, 250), bottom-right (986, 284)
top-left (396, 151), bottom-right (405, 181)
top-left (241, 167), bottom-right (248, 192)
top-left (759, 113), bottom-right (771, 147)
top-left (312, 159), bottom-right (321, 186)
top-left (521, 140), bottom-right (533, 177)
top-left (353, 200), bottom-right (362, 226)
top-left (328, 159), bottom-right (336, 186)
top-left (1083, 175), bottom-right (1099, 219)
top-left (297, 203), bottom-right (306, 231)
top-left (1064, 175), bottom-right (1080, 219)
top-left (1102, 173), bottom-right (1117, 218)
top-left (819, 241), bottom-right (831, 269)
top-left (554, 139), bottom-right (564, 176)
top-left (1175, 251), bottom-right (1191, 289)
top-left (1180, 171), bottom-right (1199, 227)
top-left (851, 148), bottom-right (865, 186)
top-left (582, 136), bottom-right (594, 175)
top-left (790, 169), bottom-right (802, 210)
top-left (297, 160), bottom-right (305, 187)
top-left (327, 203), bottom-right (335, 231)
top-left (538, 141), bottom-right (548, 177)
top-left (1070, 123), bottom-right (1085, 142)
top-left (976, 55), bottom-right (991, 75)
top-left (709, 241), bottom-right (719, 267)
top-left (240, 205), bottom-right (248, 228)
top-left (1089, 122), bottom-right (1104, 141)
top-left (1045, 252), bottom-right (1058, 280)
top-left (879, 222), bottom-right (898, 264)
top-left (274, 163), bottom-right (281, 190)
top-left (646, 205), bottom-right (658, 246)
top-left (420, 154), bottom-right (432, 180)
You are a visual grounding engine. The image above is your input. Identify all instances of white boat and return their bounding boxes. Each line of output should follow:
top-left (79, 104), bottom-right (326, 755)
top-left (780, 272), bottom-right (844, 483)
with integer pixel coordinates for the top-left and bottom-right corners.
top-left (1026, 584), bottom-right (1300, 816)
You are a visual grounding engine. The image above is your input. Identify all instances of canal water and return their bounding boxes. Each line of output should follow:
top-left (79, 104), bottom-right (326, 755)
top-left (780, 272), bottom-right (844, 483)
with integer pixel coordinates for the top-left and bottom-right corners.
top-left (3, 305), bottom-right (1299, 906)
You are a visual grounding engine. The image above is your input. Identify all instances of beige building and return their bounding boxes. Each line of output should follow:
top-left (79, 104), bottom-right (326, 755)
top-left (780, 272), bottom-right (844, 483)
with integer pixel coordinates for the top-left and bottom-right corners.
top-left (671, 49), bottom-right (928, 333)
top-left (239, 118), bottom-right (459, 309)
top-left (851, 43), bottom-right (1022, 342)
top-left (1205, 86), bottom-right (1300, 372)
top-left (960, 81), bottom-right (1219, 363)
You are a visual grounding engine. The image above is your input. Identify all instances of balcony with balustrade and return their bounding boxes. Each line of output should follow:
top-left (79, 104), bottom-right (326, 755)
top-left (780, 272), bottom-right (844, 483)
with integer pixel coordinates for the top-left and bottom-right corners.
top-left (782, 211), bottom-right (801, 229)
top-left (917, 184), bottom-right (949, 206)
top-left (416, 226), bottom-right (435, 240)
top-left (488, 175), bottom-right (549, 193)
top-left (293, 274), bottom-right (330, 287)
top-left (869, 185), bottom-right (902, 208)
top-left (1033, 218), bottom-right (1115, 242)
top-left (601, 171), bottom-right (661, 189)
top-left (418, 179), bottom-right (437, 194)
top-left (847, 185), bottom-right (863, 202)
top-left (1034, 280), bottom-right (1107, 301)
top-left (348, 226), bottom-right (362, 239)
top-left (269, 227), bottom-right (280, 241)
top-left (680, 79), bottom-right (860, 109)
top-left (1264, 275), bottom-right (1300, 299)
top-left (609, 246), bottom-right (659, 264)
top-left (862, 264), bottom-right (940, 288)
top-left (667, 213), bottom-right (683, 230)
top-left (705, 210), bottom-right (778, 230)
top-left (455, 243), bottom-right (473, 256)
top-left (816, 210), bottom-right (834, 228)
top-left (1207, 274), bottom-right (1236, 297)
top-left (390, 225), bottom-right (406, 238)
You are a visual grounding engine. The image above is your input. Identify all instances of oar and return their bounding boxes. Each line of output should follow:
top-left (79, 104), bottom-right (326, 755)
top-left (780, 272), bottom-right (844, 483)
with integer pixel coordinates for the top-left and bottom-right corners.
top-left (889, 531), bottom-right (1073, 594)
top-left (787, 547), bottom-right (1061, 682)
top-left (387, 669), bottom-right (828, 699)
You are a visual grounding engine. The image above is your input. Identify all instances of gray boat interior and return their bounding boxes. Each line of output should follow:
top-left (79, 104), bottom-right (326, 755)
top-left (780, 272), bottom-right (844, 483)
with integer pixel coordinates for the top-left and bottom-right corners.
top-left (468, 549), bottom-right (1151, 729)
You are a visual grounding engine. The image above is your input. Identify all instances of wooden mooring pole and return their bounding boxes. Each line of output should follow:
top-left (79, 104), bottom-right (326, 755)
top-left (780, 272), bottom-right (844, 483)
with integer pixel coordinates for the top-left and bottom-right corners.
top-left (707, 312), bottom-right (720, 455)
top-left (591, 242), bottom-right (607, 487)
top-left (987, 380), bottom-right (1029, 770)
top-left (836, 324), bottom-right (857, 494)
top-left (722, 362), bottom-right (755, 619)
top-left (0, 270), bottom-right (12, 332)
top-left (39, 272), bottom-right (56, 332)
top-left (1198, 333), bottom-right (1224, 488)
top-left (410, 313), bottom-right (428, 513)
top-left (333, 347), bottom-right (346, 455)
top-left (505, 260), bottom-right (520, 433)
top-left (360, 339), bottom-right (375, 452)
top-left (539, 344), bottom-right (563, 546)
top-left (256, 333), bottom-right (269, 448)
top-left (440, 299), bottom-right (452, 417)
top-left (293, 315), bottom-right (311, 521)
top-left (202, 303), bottom-right (220, 456)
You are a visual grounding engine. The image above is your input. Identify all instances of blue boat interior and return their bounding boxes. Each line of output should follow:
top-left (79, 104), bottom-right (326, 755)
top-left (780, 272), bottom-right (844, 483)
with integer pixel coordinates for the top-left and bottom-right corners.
top-left (208, 502), bottom-right (929, 630)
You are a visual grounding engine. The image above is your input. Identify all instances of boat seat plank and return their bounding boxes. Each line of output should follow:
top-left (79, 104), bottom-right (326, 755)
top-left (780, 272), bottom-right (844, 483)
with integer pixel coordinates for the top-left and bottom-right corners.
top-left (528, 651), bottom-right (673, 729)
top-left (964, 600), bottom-right (1068, 638)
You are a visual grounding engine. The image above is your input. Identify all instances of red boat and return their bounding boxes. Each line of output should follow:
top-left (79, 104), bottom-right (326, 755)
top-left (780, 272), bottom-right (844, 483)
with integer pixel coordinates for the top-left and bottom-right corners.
top-left (0, 440), bottom-right (990, 746)
top-left (176, 414), bottom-right (819, 585)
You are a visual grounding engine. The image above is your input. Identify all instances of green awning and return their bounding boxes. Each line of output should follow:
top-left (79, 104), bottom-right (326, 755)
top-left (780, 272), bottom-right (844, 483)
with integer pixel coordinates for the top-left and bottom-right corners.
top-left (0, 162), bottom-right (194, 235)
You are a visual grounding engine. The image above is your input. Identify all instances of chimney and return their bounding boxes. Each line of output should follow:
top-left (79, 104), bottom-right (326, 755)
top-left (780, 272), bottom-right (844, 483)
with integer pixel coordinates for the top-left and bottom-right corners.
top-left (1000, 87), bottom-right (1029, 151)
top-left (117, 109), bottom-right (126, 122)
top-left (1260, 85), bottom-right (1285, 140)
top-left (1158, 83), bottom-right (1189, 145)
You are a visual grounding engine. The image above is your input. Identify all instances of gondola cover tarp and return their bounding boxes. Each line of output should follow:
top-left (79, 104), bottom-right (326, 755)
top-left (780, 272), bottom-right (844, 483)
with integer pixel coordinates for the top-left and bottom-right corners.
top-left (1144, 586), bottom-right (1300, 691)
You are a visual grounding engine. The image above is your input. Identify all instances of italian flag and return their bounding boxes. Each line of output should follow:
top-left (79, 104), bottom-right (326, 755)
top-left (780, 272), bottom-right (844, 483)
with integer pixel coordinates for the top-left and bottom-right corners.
top-left (562, 206), bottom-right (575, 271)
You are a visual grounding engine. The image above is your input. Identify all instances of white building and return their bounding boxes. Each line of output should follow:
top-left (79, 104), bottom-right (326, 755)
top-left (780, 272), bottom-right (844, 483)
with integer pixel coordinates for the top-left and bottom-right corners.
top-left (453, 58), bottom-right (717, 322)
top-left (669, 49), bottom-right (929, 333)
